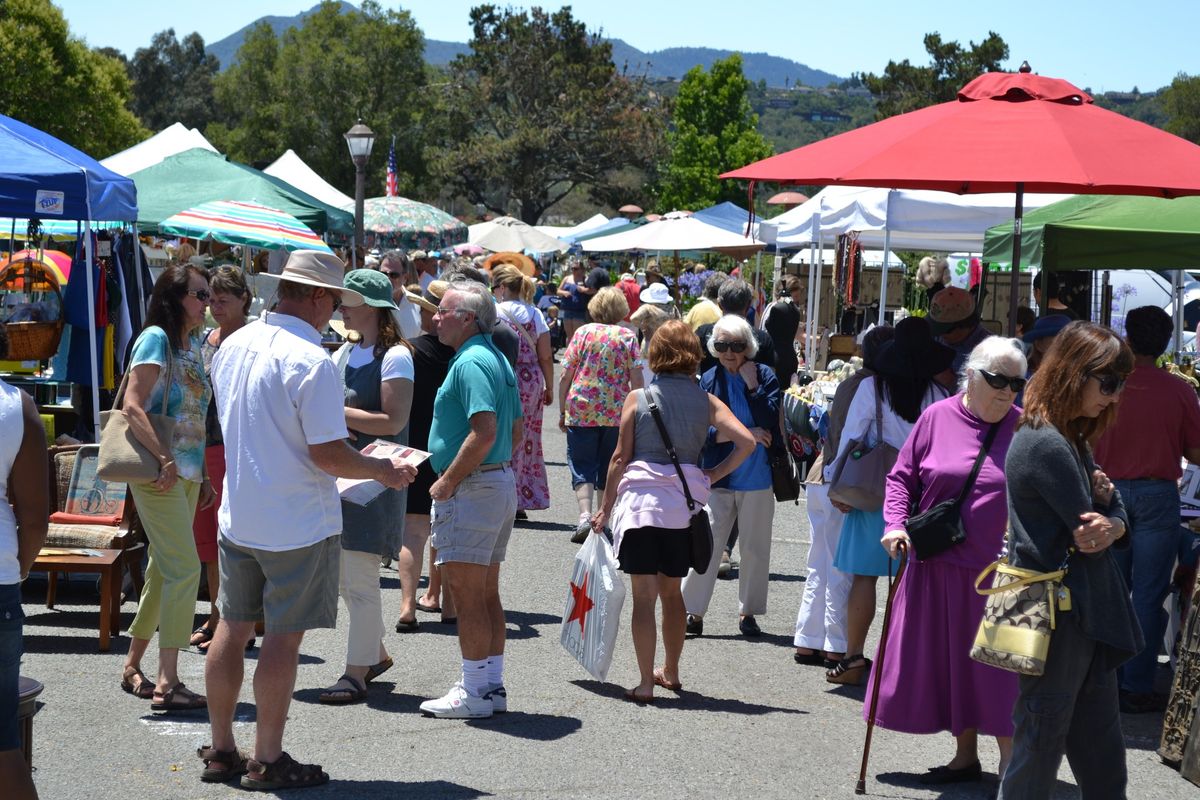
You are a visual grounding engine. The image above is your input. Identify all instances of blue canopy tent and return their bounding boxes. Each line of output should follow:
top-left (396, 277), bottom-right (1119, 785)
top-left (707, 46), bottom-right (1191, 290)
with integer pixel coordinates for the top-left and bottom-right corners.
top-left (0, 113), bottom-right (139, 432)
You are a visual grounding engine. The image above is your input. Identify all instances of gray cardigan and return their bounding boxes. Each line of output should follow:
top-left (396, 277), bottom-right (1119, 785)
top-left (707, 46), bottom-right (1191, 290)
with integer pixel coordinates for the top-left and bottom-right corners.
top-left (1004, 423), bottom-right (1143, 669)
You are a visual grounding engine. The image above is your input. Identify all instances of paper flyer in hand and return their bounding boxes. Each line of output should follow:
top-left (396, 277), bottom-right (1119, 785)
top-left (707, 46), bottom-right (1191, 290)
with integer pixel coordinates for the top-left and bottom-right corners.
top-left (337, 440), bottom-right (431, 506)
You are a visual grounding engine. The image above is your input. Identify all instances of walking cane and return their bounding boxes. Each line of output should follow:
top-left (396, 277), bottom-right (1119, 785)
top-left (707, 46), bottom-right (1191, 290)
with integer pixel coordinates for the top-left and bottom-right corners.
top-left (855, 540), bottom-right (908, 795)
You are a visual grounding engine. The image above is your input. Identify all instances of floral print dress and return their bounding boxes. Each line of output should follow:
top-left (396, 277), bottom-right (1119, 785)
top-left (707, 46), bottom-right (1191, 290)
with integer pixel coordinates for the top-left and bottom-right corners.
top-left (561, 323), bottom-right (642, 427)
top-left (498, 302), bottom-right (551, 511)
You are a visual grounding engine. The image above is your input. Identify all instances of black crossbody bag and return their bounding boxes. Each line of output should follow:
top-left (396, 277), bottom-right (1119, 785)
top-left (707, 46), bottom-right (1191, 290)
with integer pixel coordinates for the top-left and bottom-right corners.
top-left (645, 387), bottom-right (714, 574)
top-left (905, 422), bottom-right (999, 561)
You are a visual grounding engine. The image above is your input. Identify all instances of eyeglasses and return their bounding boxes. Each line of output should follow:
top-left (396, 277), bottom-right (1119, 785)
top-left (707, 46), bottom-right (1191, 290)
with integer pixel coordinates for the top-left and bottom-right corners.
top-left (978, 369), bottom-right (1026, 393)
top-left (713, 340), bottom-right (748, 353)
top-left (381, 271), bottom-right (403, 282)
top-left (434, 305), bottom-right (469, 318)
top-left (1089, 372), bottom-right (1126, 396)
top-left (187, 289), bottom-right (211, 302)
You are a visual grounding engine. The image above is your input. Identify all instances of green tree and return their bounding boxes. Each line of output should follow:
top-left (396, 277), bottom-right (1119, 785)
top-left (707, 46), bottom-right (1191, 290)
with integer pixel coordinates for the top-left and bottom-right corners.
top-left (656, 53), bottom-right (774, 211)
top-left (1162, 73), bottom-right (1200, 144)
top-left (209, 0), bottom-right (428, 195)
top-left (0, 0), bottom-right (147, 157)
top-left (129, 29), bottom-right (220, 132)
top-left (858, 32), bottom-right (1008, 119)
top-left (429, 5), bottom-right (665, 224)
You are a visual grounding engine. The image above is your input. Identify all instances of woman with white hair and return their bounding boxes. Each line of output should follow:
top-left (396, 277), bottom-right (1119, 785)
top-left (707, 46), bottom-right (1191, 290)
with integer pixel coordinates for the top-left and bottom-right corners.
top-left (870, 336), bottom-right (1028, 785)
top-left (681, 314), bottom-right (781, 638)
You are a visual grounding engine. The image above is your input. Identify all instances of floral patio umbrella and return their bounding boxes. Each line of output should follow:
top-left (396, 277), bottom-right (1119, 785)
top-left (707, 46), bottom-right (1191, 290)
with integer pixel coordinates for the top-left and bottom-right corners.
top-left (159, 200), bottom-right (331, 252)
top-left (361, 196), bottom-right (467, 250)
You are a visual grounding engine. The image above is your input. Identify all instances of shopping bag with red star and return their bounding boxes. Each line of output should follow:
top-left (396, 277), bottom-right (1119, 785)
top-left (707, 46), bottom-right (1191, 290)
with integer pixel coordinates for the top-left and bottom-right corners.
top-left (560, 532), bottom-right (625, 681)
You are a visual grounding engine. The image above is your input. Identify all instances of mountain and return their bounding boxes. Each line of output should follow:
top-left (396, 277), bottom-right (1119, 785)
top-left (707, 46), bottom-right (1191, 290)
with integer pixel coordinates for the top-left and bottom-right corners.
top-left (205, 6), bottom-right (843, 88)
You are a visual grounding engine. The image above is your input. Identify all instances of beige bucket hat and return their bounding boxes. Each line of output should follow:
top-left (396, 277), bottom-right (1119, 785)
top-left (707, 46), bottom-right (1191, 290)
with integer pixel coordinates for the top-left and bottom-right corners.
top-left (279, 250), bottom-right (364, 307)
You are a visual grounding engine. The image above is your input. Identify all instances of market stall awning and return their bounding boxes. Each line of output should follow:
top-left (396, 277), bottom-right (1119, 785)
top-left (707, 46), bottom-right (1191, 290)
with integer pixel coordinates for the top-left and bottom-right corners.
top-left (131, 148), bottom-right (352, 236)
top-left (469, 216), bottom-right (569, 253)
top-left (581, 213), bottom-right (765, 257)
top-left (264, 149), bottom-right (356, 211)
top-left (101, 122), bottom-right (218, 178)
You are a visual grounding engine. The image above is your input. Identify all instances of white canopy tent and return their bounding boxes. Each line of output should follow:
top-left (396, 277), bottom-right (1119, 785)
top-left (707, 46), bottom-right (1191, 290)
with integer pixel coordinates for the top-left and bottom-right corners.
top-left (535, 213), bottom-right (609, 240)
top-left (263, 149), bottom-right (356, 211)
top-left (788, 247), bottom-right (902, 266)
top-left (580, 213), bottom-right (765, 254)
top-left (101, 122), bottom-right (217, 177)
top-left (469, 216), bottom-right (569, 253)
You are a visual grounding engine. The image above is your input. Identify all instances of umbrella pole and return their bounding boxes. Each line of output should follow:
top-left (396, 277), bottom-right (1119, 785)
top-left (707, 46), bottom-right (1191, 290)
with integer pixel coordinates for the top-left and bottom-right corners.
top-left (879, 226), bottom-right (891, 326)
top-left (1174, 269), bottom-right (1185, 361)
top-left (1007, 184), bottom-right (1025, 336)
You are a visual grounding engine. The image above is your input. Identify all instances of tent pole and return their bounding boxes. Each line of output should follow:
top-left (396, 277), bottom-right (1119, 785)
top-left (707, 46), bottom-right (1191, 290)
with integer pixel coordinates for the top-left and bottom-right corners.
top-left (879, 226), bottom-right (891, 326)
top-left (805, 243), bottom-right (816, 367)
top-left (1007, 183), bottom-right (1024, 336)
top-left (815, 230), bottom-right (824, 368)
top-left (84, 222), bottom-right (101, 437)
top-left (1175, 269), bottom-right (1185, 361)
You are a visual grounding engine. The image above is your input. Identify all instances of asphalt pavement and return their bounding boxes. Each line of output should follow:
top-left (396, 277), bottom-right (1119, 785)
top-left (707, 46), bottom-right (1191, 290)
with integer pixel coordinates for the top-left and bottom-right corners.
top-left (16, 373), bottom-right (1193, 799)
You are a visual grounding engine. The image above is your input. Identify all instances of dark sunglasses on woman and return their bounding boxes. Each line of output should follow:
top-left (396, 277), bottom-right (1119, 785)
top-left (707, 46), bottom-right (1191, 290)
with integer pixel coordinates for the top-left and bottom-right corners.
top-left (1089, 372), bottom-right (1125, 396)
top-left (978, 369), bottom-right (1026, 393)
top-left (713, 340), bottom-right (747, 353)
top-left (187, 289), bottom-right (211, 302)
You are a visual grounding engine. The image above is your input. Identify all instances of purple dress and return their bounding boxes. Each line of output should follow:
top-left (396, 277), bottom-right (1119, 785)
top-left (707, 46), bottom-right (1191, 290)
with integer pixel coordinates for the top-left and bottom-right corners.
top-left (865, 394), bottom-right (1019, 737)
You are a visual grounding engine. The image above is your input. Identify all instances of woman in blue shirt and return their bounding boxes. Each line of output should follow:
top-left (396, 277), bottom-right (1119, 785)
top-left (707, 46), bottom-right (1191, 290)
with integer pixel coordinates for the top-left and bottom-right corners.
top-left (681, 315), bottom-right (781, 638)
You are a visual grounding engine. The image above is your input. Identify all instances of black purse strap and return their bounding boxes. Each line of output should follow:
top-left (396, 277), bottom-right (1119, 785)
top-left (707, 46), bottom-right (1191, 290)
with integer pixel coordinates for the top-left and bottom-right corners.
top-left (645, 385), bottom-right (699, 512)
top-left (954, 421), bottom-right (1001, 507)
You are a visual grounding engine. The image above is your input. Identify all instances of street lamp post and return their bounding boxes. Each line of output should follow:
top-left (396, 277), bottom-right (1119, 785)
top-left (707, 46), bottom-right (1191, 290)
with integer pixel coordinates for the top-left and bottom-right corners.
top-left (343, 118), bottom-right (376, 266)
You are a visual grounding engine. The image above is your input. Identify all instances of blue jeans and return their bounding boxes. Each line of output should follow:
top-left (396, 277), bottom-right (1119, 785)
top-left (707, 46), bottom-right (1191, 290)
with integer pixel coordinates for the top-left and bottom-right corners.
top-left (1111, 478), bottom-right (1181, 694)
top-left (0, 583), bottom-right (23, 751)
top-left (565, 426), bottom-right (619, 490)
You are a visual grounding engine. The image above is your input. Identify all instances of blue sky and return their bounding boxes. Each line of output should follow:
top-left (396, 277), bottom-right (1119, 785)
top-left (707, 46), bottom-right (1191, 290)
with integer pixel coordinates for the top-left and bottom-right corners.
top-left (55, 0), bottom-right (1200, 92)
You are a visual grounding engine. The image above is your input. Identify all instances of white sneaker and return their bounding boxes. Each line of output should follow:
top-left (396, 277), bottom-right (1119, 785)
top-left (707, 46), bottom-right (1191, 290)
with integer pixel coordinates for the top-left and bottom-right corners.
top-left (482, 684), bottom-right (507, 713)
top-left (419, 682), bottom-right (493, 719)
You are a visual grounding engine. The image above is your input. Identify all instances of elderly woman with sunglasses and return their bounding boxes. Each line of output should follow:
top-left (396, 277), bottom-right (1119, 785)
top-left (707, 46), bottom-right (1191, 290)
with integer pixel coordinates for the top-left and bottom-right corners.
top-left (997, 322), bottom-right (1140, 800)
top-left (681, 314), bottom-right (782, 638)
top-left (873, 337), bottom-right (1028, 786)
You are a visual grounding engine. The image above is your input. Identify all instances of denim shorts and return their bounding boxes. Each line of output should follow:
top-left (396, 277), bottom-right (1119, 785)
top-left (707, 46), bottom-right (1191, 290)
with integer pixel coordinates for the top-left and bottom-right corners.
top-left (431, 467), bottom-right (517, 566)
top-left (0, 583), bottom-right (23, 751)
top-left (565, 425), bottom-right (619, 489)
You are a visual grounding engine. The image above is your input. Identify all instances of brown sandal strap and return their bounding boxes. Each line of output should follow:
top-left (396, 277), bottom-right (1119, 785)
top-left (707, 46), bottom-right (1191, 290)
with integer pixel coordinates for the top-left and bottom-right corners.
top-left (246, 752), bottom-right (328, 787)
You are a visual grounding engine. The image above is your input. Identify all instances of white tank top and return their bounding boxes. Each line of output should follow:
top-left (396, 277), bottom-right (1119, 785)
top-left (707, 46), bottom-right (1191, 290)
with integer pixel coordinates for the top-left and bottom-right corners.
top-left (0, 380), bottom-right (24, 583)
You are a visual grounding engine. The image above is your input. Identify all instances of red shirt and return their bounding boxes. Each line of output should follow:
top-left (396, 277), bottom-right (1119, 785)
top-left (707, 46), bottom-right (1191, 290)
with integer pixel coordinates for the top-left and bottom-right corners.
top-left (1094, 364), bottom-right (1200, 481)
top-left (618, 278), bottom-right (641, 320)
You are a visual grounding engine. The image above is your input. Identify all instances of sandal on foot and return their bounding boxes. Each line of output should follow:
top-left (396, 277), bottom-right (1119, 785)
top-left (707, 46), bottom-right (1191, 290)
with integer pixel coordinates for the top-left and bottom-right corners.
top-left (197, 745), bottom-right (249, 783)
top-left (825, 655), bottom-right (871, 686)
top-left (394, 617), bottom-right (420, 633)
top-left (416, 599), bottom-right (441, 614)
top-left (152, 682), bottom-right (207, 711)
top-left (121, 666), bottom-right (155, 699)
top-left (623, 688), bottom-right (654, 705)
top-left (793, 648), bottom-right (825, 666)
top-left (365, 656), bottom-right (394, 683)
top-left (241, 752), bottom-right (329, 791)
top-left (318, 674), bottom-right (367, 705)
top-left (653, 668), bottom-right (682, 691)
top-left (190, 625), bottom-right (214, 648)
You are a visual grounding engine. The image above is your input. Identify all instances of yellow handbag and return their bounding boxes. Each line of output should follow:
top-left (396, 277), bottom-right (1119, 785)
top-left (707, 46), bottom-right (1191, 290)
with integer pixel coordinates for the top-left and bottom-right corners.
top-left (969, 558), bottom-right (1069, 676)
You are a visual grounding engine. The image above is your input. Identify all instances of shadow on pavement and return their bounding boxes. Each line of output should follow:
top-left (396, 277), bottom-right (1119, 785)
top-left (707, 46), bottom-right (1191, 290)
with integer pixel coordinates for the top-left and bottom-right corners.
top-left (569, 679), bottom-right (807, 716)
top-left (290, 685), bottom-right (428, 714)
top-left (466, 710), bottom-right (582, 740)
top-left (768, 571), bottom-right (806, 583)
top-left (325, 780), bottom-right (491, 798)
top-left (513, 519), bottom-right (574, 533)
top-left (698, 631), bottom-right (795, 647)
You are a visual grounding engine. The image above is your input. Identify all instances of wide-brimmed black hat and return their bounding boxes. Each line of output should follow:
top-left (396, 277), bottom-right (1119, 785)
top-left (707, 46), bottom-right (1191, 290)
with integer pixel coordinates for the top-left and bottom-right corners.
top-left (873, 316), bottom-right (955, 379)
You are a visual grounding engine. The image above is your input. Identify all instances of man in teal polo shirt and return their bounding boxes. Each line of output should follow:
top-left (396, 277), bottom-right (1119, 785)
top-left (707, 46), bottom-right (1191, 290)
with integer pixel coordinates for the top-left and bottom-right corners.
top-left (421, 280), bottom-right (523, 719)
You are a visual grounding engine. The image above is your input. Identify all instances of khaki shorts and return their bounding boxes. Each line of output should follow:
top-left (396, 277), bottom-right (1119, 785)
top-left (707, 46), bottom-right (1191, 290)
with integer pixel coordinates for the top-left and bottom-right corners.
top-left (431, 467), bottom-right (517, 566)
top-left (216, 535), bottom-right (341, 633)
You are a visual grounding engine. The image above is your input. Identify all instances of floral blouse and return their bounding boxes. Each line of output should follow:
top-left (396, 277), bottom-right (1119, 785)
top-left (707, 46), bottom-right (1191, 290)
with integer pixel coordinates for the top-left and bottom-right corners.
top-left (561, 323), bottom-right (641, 427)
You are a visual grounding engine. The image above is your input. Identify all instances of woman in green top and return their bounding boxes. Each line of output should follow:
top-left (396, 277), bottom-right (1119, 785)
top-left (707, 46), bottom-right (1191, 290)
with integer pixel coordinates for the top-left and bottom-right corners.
top-left (119, 263), bottom-right (214, 711)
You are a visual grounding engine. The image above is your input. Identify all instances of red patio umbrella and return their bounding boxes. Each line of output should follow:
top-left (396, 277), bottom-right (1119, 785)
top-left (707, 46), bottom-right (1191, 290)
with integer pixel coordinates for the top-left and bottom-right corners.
top-left (722, 66), bottom-right (1200, 333)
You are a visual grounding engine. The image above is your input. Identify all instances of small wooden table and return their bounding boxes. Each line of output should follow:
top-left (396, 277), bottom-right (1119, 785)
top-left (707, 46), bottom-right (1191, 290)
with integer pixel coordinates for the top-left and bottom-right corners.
top-left (17, 677), bottom-right (43, 770)
top-left (31, 548), bottom-right (122, 651)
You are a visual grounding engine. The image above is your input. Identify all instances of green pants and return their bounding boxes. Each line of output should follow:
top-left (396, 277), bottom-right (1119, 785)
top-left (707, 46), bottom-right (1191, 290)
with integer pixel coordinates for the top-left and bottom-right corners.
top-left (127, 479), bottom-right (201, 649)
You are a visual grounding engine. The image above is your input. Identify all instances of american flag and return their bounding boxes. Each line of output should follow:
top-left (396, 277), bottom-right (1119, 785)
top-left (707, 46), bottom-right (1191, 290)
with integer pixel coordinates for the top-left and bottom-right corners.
top-left (385, 137), bottom-right (398, 197)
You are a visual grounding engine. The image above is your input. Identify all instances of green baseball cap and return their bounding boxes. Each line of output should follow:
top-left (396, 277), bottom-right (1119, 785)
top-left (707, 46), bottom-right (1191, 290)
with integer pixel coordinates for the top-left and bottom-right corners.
top-left (344, 269), bottom-right (398, 310)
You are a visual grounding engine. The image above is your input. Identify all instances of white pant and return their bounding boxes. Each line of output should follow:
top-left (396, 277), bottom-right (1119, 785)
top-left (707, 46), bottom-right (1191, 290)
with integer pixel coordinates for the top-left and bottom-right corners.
top-left (793, 483), bottom-right (850, 652)
top-left (682, 488), bottom-right (776, 617)
top-left (339, 549), bottom-right (384, 667)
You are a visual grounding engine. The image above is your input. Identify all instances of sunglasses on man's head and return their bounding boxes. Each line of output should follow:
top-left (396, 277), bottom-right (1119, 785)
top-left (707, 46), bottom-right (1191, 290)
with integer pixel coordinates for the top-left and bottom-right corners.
top-left (1089, 372), bottom-right (1126, 396)
top-left (978, 369), bottom-right (1026, 393)
top-left (713, 340), bottom-right (747, 354)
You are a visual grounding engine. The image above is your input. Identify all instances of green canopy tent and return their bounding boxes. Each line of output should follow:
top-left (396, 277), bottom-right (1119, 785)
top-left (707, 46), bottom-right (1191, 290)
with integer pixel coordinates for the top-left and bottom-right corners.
top-left (983, 194), bottom-right (1200, 270)
top-left (130, 148), bottom-right (354, 237)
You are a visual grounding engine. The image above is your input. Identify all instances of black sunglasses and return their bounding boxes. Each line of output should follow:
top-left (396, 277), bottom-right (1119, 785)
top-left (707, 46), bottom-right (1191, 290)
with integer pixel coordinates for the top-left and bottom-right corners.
top-left (187, 289), bottom-right (211, 302)
top-left (381, 270), bottom-right (403, 281)
top-left (1089, 372), bottom-right (1126, 396)
top-left (978, 369), bottom-right (1026, 393)
top-left (713, 340), bottom-right (748, 354)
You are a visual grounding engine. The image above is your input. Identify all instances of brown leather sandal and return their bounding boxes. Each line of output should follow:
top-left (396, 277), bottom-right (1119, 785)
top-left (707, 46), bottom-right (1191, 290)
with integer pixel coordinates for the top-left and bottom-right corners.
top-left (151, 682), bottom-right (208, 711)
top-left (197, 745), bottom-right (249, 783)
top-left (240, 752), bottom-right (329, 791)
top-left (120, 666), bottom-right (155, 699)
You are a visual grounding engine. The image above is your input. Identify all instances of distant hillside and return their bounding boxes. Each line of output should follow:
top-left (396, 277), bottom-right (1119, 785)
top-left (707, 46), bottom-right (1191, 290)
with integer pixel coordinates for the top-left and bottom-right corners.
top-left (205, 5), bottom-right (842, 88)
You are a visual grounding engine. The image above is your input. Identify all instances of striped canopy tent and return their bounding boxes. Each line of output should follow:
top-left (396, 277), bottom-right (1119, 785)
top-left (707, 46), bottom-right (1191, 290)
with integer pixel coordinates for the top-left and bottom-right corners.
top-left (159, 200), bottom-right (332, 253)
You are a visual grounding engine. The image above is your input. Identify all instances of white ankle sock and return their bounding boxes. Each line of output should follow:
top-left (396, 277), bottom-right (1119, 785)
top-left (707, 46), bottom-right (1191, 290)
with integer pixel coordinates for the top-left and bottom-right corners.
top-left (461, 658), bottom-right (488, 697)
top-left (487, 654), bottom-right (504, 686)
